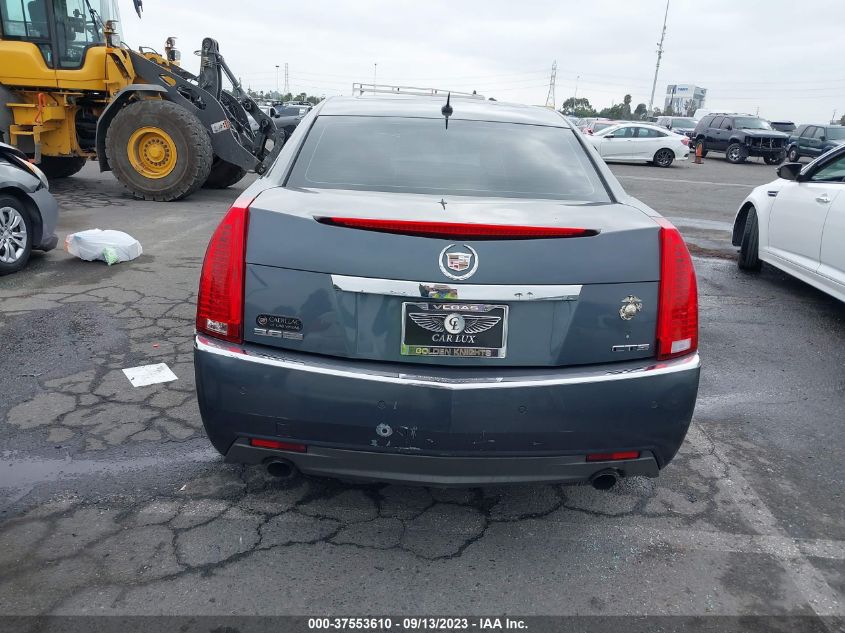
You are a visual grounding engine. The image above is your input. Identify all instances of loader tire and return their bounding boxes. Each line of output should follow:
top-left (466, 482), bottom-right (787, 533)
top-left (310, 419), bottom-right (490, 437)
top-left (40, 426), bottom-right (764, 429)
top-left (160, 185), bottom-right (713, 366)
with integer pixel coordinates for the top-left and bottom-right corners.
top-left (38, 156), bottom-right (87, 179)
top-left (203, 157), bottom-right (247, 189)
top-left (106, 100), bottom-right (212, 202)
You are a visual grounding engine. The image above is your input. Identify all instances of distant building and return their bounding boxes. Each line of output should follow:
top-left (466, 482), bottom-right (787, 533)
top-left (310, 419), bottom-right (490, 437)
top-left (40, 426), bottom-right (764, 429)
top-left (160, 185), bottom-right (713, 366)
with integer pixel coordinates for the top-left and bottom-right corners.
top-left (665, 84), bottom-right (706, 115)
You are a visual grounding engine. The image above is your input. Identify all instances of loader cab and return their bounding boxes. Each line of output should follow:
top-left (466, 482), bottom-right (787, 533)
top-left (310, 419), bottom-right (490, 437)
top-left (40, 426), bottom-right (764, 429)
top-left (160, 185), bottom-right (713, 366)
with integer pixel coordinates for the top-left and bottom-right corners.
top-left (0, 0), bottom-right (122, 69)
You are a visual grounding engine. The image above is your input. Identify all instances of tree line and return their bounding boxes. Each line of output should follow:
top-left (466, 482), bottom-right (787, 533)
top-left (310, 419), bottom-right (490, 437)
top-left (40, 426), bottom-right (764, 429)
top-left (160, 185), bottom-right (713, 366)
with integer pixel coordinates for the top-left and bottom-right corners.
top-left (560, 94), bottom-right (692, 119)
top-left (246, 89), bottom-right (323, 105)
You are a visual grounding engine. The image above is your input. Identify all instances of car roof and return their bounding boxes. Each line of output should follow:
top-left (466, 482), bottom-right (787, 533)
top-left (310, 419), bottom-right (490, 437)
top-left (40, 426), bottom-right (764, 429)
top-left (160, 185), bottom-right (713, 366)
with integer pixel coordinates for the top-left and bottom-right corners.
top-left (607, 122), bottom-right (664, 128)
top-left (318, 95), bottom-right (570, 127)
top-left (704, 113), bottom-right (757, 118)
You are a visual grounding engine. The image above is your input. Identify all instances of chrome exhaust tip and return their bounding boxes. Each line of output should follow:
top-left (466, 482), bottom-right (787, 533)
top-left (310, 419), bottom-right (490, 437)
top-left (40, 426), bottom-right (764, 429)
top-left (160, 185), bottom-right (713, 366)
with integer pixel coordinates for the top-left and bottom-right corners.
top-left (265, 458), bottom-right (298, 480)
top-left (589, 469), bottom-right (620, 491)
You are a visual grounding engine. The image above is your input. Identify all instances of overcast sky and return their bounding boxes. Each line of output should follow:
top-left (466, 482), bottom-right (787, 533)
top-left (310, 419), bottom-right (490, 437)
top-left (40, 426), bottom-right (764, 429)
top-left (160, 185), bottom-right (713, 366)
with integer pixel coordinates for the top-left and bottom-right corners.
top-left (121, 0), bottom-right (844, 123)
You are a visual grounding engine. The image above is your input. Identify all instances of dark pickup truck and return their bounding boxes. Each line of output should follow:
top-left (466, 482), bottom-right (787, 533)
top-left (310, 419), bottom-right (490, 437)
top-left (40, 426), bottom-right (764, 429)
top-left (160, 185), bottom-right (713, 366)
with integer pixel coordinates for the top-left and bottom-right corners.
top-left (786, 124), bottom-right (845, 162)
top-left (692, 114), bottom-right (788, 164)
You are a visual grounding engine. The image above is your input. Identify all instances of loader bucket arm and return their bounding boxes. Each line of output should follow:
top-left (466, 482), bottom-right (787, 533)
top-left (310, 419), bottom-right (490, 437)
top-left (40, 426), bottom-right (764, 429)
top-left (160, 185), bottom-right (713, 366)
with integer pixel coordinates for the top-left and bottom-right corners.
top-left (103, 47), bottom-right (282, 175)
top-left (195, 37), bottom-right (278, 156)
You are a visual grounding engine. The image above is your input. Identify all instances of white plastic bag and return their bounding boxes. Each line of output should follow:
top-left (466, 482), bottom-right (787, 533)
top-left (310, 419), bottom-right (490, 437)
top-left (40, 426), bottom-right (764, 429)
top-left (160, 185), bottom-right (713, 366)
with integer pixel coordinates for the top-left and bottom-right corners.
top-left (65, 229), bottom-right (143, 265)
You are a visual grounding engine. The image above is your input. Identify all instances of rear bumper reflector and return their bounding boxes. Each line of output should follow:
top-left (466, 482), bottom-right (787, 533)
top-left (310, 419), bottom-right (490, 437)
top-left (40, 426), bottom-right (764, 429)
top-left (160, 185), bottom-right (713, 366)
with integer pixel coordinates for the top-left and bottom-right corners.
top-left (249, 438), bottom-right (307, 453)
top-left (586, 451), bottom-right (641, 462)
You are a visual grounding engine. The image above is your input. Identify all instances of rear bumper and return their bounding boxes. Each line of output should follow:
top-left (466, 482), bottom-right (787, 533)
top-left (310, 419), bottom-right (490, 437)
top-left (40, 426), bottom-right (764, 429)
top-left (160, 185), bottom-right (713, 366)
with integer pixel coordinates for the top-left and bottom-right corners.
top-left (226, 440), bottom-right (660, 486)
top-left (194, 335), bottom-right (700, 485)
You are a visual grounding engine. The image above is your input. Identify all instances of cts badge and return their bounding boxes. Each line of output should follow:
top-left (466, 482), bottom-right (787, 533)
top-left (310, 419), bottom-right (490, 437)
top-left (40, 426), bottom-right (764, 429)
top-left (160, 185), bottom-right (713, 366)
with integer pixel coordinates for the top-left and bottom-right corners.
top-left (439, 244), bottom-right (479, 280)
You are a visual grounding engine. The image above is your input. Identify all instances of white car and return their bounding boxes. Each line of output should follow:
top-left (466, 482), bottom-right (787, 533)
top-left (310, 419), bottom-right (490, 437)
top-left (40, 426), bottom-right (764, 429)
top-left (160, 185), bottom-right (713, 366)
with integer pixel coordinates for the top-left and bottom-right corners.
top-left (733, 146), bottom-right (845, 302)
top-left (584, 122), bottom-right (690, 167)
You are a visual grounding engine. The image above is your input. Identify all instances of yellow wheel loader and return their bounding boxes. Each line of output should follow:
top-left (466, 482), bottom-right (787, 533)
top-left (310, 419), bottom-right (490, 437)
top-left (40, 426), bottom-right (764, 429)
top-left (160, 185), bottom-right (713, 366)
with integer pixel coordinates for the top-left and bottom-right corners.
top-left (0, 0), bottom-right (281, 200)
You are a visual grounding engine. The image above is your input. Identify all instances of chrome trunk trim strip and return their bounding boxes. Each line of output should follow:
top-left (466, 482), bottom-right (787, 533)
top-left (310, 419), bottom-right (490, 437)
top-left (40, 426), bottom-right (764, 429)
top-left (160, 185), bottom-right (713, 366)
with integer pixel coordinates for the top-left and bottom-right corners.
top-left (330, 274), bottom-right (582, 302)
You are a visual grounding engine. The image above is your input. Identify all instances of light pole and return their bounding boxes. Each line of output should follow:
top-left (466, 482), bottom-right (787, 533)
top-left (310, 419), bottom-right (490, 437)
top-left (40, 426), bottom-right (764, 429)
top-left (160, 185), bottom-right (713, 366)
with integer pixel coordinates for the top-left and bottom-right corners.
top-left (648, 0), bottom-right (670, 114)
top-left (373, 63), bottom-right (377, 92)
top-left (275, 64), bottom-right (280, 98)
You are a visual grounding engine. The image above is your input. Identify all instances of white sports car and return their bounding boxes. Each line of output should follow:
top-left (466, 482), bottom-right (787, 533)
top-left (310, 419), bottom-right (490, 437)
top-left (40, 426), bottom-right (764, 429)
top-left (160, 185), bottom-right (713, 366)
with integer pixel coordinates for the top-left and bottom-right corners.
top-left (732, 145), bottom-right (845, 302)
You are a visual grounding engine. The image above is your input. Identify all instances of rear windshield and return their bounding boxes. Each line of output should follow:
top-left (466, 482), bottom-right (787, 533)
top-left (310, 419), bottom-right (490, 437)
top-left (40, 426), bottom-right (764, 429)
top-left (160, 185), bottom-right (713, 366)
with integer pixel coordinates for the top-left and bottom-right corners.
top-left (285, 116), bottom-right (610, 202)
top-left (672, 118), bottom-right (696, 126)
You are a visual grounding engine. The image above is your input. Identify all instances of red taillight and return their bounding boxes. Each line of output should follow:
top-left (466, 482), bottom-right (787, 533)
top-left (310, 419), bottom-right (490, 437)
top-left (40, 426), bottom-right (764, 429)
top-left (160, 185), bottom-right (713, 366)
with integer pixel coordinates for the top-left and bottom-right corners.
top-left (249, 438), bottom-right (307, 453)
top-left (681, 137), bottom-right (690, 146)
top-left (586, 451), bottom-right (640, 462)
top-left (316, 217), bottom-right (598, 240)
top-left (196, 195), bottom-right (251, 343)
top-left (655, 218), bottom-right (698, 360)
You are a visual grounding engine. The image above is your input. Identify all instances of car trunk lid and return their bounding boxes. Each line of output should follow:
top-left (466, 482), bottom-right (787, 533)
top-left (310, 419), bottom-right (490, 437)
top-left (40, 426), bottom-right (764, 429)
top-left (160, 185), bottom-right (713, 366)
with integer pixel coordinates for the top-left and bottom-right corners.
top-left (242, 187), bottom-right (661, 367)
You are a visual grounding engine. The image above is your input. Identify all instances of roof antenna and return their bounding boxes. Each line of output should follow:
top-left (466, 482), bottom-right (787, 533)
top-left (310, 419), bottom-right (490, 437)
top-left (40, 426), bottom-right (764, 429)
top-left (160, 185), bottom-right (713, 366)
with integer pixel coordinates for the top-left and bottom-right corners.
top-left (441, 92), bottom-right (453, 129)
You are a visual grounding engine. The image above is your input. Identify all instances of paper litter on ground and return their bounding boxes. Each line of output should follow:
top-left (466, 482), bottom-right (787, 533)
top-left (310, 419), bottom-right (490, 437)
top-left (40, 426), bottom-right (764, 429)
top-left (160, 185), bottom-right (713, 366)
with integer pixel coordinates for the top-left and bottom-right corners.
top-left (122, 363), bottom-right (178, 387)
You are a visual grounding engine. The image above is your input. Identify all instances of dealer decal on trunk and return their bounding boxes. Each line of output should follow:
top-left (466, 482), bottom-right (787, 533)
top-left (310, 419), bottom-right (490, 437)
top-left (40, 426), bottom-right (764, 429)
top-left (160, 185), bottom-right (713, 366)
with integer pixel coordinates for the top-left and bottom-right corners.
top-left (254, 314), bottom-right (304, 341)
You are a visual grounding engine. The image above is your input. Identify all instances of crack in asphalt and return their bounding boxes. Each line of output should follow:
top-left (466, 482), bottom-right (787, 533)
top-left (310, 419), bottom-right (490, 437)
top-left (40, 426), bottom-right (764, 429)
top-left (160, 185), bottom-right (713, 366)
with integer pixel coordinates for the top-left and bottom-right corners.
top-left (1, 178), bottom-right (844, 618)
top-left (0, 455), bottom-right (743, 616)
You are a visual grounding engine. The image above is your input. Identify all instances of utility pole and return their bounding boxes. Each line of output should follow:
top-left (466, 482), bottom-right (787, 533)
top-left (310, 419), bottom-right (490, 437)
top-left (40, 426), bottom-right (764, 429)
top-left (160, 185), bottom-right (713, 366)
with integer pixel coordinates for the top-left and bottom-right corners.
top-left (373, 63), bottom-right (378, 92)
top-left (275, 64), bottom-right (280, 97)
top-left (573, 75), bottom-right (580, 101)
top-left (648, 0), bottom-right (670, 114)
top-left (545, 61), bottom-right (557, 109)
top-left (284, 62), bottom-right (289, 95)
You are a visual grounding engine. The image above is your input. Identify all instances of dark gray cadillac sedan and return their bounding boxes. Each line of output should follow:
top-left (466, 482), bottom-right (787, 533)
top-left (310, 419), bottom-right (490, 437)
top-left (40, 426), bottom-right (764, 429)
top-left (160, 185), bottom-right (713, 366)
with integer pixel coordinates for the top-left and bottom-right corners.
top-left (194, 93), bottom-right (700, 489)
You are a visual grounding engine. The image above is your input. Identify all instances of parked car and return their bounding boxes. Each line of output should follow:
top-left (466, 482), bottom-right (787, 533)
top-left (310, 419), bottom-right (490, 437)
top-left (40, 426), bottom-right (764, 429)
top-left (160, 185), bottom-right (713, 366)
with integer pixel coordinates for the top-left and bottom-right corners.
top-left (582, 119), bottom-right (616, 135)
top-left (193, 95), bottom-right (701, 488)
top-left (655, 116), bottom-right (697, 139)
top-left (585, 123), bottom-right (690, 167)
top-left (270, 105), bottom-right (310, 139)
top-left (732, 145), bottom-right (845, 302)
top-left (259, 105), bottom-right (279, 118)
top-left (576, 117), bottom-right (599, 133)
top-left (247, 105), bottom-right (308, 141)
top-left (692, 113), bottom-right (788, 164)
top-left (0, 142), bottom-right (59, 275)
top-left (770, 121), bottom-right (796, 134)
top-left (786, 124), bottom-right (845, 162)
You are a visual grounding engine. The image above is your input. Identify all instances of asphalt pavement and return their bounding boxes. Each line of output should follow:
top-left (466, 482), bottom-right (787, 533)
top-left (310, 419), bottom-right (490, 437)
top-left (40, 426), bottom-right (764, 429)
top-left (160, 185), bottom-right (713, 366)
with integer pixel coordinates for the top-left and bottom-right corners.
top-left (0, 160), bottom-right (843, 627)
